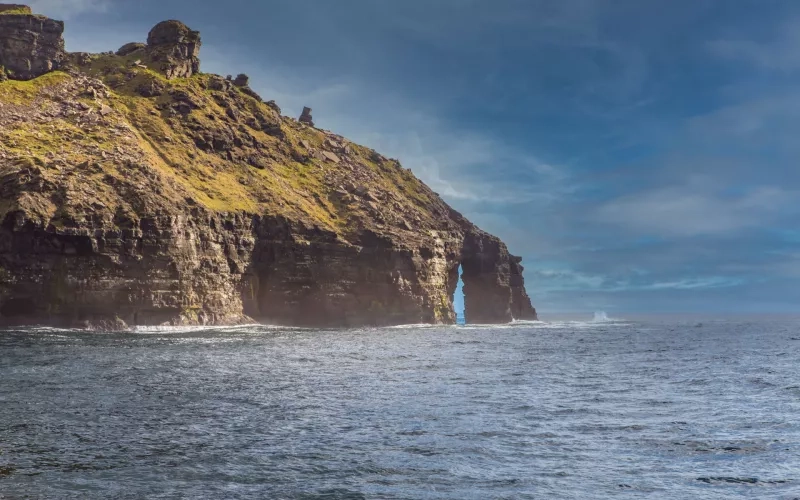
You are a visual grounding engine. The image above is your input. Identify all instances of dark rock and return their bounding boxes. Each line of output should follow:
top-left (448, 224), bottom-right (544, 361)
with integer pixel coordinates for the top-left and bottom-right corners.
top-left (207, 75), bottom-right (232, 91)
top-left (135, 79), bottom-right (165, 97)
top-left (116, 42), bottom-right (146, 56)
top-left (225, 104), bottom-right (239, 121)
top-left (233, 73), bottom-right (249, 87)
top-left (265, 100), bottom-right (281, 114)
top-left (70, 51), bottom-right (92, 66)
top-left (461, 231), bottom-right (537, 324)
top-left (145, 20), bottom-right (200, 79)
top-left (510, 254), bottom-right (537, 320)
top-left (238, 85), bottom-right (262, 102)
top-left (0, 5), bottom-right (65, 80)
top-left (299, 106), bottom-right (314, 127)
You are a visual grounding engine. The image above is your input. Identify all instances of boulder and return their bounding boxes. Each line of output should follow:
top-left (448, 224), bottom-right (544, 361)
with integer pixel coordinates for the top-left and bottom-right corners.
top-left (207, 75), bottom-right (232, 91)
top-left (265, 100), bottom-right (281, 114)
top-left (0, 4), bottom-right (65, 80)
top-left (233, 73), bottom-right (249, 87)
top-left (116, 42), bottom-right (146, 56)
top-left (299, 106), bottom-right (314, 127)
top-left (145, 20), bottom-right (201, 79)
top-left (322, 151), bottom-right (340, 164)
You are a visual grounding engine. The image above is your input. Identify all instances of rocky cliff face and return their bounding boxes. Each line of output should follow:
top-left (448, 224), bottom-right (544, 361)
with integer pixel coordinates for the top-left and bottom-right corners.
top-left (0, 4), bottom-right (65, 80)
top-left (0, 6), bottom-right (537, 329)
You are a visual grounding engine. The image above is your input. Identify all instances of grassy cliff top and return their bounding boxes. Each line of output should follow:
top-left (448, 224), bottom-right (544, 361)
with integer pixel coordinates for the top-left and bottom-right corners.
top-left (0, 5), bottom-right (32, 15)
top-left (0, 50), bottom-right (467, 246)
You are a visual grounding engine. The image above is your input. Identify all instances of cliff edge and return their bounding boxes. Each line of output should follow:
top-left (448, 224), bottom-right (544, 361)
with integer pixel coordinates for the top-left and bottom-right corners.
top-left (0, 6), bottom-right (537, 329)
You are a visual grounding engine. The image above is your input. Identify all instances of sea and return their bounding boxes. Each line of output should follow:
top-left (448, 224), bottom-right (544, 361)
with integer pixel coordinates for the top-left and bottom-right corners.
top-left (1, 315), bottom-right (799, 499)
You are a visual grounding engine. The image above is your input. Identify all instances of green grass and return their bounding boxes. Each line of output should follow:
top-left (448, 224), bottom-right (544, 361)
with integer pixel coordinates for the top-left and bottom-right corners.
top-left (0, 51), bottom-right (450, 240)
top-left (0, 71), bottom-right (71, 104)
top-left (0, 6), bottom-right (32, 15)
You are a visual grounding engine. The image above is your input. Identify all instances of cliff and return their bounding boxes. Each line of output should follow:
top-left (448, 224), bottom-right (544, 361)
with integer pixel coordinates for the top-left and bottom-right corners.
top-left (0, 6), bottom-right (538, 329)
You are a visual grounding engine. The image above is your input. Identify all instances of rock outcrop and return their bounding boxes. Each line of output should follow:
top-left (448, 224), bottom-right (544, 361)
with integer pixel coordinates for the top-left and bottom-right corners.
top-left (299, 106), bottom-right (314, 127)
top-left (145, 20), bottom-right (200, 79)
top-left (233, 73), bottom-right (249, 87)
top-left (0, 7), bottom-right (537, 329)
top-left (116, 42), bottom-right (146, 57)
top-left (0, 3), bottom-right (65, 80)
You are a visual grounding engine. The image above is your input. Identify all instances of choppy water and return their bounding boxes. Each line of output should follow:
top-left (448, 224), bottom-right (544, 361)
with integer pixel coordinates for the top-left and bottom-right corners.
top-left (1, 317), bottom-right (799, 499)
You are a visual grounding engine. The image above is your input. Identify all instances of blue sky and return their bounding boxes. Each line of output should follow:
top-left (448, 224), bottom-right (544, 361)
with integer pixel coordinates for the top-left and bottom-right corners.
top-left (32, 0), bottom-right (800, 315)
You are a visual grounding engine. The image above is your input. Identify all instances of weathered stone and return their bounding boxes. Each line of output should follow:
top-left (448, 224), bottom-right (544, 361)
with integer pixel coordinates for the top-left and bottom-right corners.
top-left (145, 20), bottom-right (200, 79)
top-left (0, 5), bottom-right (65, 80)
top-left (207, 75), bottom-right (232, 91)
top-left (70, 51), bottom-right (92, 66)
top-left (461, 231), bottom-right (516, 324)
top-left (322, 151), bottom-right (340, 163)
top-left (238, 85), bottom-right (262, 102)
top-left (510, 254), bottom-right (538, 320)
top-left (136, 79), bottom-right (165, 97)
top-left (299, 106), bottom-right (314, 127)
top-left (265, 100), bottom-right (281, 114)
top-left (116, 42), bottom-right (146, 56)
top-left (233, 73), bottom-right (249, 87)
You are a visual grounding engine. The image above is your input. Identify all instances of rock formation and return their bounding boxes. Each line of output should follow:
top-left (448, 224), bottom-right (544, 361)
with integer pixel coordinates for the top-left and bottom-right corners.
top-left (0, 7), bottom-right (537, 329)
top-left (299, 106), bottom-right (314, 127)
top-left (0, 3), bottom-right (65, 80)
top-left (116, 42), bottom-right (146, 57)
top-left (233, 73), bottom-right (249, 87)
top-left (145, 20), bottom-right (200, 79)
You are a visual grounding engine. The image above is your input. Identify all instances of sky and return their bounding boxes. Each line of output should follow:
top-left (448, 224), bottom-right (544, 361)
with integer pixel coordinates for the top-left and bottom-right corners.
top-left (30, 0), bottom-right (800, 315)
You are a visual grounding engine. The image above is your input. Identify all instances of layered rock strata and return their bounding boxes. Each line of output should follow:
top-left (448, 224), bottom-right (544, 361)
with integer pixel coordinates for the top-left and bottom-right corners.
top-left (0, 4), bottom-right (65, 80)
top-left (0, 6), bottom-right (538, 329)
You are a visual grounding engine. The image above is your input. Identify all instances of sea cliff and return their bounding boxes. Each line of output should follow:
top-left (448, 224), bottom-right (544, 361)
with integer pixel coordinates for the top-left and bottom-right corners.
top-left (0, 6), bottom-right (537, 329)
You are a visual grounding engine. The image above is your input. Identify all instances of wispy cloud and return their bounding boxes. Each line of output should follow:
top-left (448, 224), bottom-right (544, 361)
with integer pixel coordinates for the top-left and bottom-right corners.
top-left (642, 277), bottom-right (744, 290)
top-left (594, 185), bottom-right (793, 237)
top-left (708, 20), bottom-right (800, 71)
top-left (529, 264), bottom-right (744, 296)
top-left (28, 0), bottom-right (109, 19)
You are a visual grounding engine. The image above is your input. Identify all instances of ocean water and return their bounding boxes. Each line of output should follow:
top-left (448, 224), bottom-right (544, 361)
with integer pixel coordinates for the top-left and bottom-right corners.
top-left (1, 317), bottom-right (799, 499)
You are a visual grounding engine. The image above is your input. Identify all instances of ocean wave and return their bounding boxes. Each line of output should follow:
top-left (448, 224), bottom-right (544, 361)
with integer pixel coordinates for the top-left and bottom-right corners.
top-left (130, 323), bottom-right (282, 335)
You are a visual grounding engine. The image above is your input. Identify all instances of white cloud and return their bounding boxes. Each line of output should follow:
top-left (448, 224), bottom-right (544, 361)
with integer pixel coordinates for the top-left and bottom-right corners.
top-left (594, 185), bottom-right (793, 237)
top-left (530, 266), bottom-right (744, 293)
top-left (686, 91), bottom-right (800, 142)
top-left (531, 268), bottom-right (606, 290)
top-left (643, 277), bottom-right (743, 290)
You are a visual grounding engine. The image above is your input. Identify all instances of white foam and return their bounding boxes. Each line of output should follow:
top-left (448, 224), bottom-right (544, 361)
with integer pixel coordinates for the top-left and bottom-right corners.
top-left (130, 323), bottom-right (269, 335)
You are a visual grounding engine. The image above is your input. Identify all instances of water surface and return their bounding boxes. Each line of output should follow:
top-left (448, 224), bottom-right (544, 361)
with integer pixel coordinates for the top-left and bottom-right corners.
top-left (1, 317), bottom-right (799, 498)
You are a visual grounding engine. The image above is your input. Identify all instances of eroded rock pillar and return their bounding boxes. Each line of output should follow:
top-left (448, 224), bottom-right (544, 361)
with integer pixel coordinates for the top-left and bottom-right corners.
top-left (460, 231), bottom-right (513, 324)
